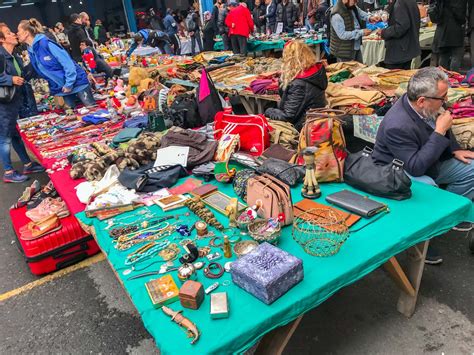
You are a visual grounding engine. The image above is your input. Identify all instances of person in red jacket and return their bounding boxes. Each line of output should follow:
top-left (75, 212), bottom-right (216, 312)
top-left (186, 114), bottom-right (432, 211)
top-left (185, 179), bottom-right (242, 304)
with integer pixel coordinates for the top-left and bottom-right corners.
top-left (225, 1), bottom-right (254, 56)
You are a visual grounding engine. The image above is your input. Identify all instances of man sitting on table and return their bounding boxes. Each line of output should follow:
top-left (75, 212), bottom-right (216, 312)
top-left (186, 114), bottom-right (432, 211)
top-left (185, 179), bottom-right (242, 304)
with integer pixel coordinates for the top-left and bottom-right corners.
top-left (329, 0), bottom-right (372, 63)
top-left (373, 67), bottom-right (474, 241)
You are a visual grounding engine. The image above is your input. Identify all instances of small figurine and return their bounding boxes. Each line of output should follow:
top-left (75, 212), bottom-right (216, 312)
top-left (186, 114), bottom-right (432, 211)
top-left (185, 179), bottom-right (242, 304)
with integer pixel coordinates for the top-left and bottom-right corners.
top-left (225, 198), bottom-right (239, 228)
top-left (301, 147), bottom-right (321, 199)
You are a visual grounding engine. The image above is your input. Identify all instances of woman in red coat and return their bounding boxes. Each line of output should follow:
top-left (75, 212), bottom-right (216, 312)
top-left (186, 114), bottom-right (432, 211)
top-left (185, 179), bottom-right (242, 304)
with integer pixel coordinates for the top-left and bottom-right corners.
top-left (225, 1), bottom-right (254, 56)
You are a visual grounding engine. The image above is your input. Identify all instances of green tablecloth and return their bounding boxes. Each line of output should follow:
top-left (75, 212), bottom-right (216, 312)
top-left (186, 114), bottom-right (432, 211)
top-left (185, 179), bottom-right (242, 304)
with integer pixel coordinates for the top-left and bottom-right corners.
top-left (213, 38), bottom-right (325, 52)
top-left (76, 180), bottom-right (472, 355)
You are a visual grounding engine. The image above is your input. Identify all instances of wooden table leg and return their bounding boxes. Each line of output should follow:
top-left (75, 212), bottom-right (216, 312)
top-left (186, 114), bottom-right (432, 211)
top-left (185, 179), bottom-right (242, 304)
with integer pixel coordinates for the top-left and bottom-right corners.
top-left (240, 96), bottom-right (257, 114)
top-left (396, 240), bottom-right (429, 317)
top-left (255, 316), bottom-right (303, 355)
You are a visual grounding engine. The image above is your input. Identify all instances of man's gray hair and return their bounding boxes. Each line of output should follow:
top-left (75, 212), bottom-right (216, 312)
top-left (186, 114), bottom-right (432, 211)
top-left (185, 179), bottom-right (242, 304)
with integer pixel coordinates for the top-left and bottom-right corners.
top-left (79, 12), bottom-right (89, 20)
top-left (407, 67), bottom-right (448, 101)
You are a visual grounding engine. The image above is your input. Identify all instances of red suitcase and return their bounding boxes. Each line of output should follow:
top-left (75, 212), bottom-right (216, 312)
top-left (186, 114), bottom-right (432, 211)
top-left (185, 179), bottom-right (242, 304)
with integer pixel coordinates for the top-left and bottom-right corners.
top-left (10, 207), bottom-right (100, 275)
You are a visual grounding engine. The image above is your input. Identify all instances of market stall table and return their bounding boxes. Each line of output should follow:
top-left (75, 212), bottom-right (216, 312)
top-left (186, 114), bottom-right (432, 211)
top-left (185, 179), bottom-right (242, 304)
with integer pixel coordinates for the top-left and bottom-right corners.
top-left (165, 78), bottom-right (279, 115)
top-left (362, 26), bottom-right (436, 66)
top-left (214, 38), bottom-right (325, 57)
top-left (76, 179), bottom-right (472, 354)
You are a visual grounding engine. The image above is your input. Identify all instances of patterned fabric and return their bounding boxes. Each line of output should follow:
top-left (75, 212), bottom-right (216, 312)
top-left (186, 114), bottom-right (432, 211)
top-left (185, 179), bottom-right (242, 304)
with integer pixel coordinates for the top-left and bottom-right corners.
top-left (232, 169), bottom-right (256, 200)
top-left (297, 109), bottom-right (347, 182)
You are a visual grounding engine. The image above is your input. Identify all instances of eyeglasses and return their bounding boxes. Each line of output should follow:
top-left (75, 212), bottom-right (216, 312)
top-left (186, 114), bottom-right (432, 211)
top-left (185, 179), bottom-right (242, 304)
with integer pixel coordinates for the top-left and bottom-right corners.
top-left (424, 94), bottom-right (447, 102)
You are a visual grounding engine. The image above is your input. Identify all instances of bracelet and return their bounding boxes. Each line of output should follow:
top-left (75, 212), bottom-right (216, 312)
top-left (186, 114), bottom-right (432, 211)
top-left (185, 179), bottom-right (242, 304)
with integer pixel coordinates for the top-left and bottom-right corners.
top-left (209, 236), bottom-right (223, 248)
top-left (203, 262), bottom-right (224, 279)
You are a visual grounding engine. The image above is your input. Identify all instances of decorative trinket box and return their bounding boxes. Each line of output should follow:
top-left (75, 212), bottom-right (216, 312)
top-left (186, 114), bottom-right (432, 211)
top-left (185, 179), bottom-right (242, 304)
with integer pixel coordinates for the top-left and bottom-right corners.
top-left (179, 280), bottom-right (204, 310)
top-left (210, 292), bottom-right (229, 319)
top-left (231, 242), bottom-right (303, 304)
top-left (145, 274), bottom-right (179, 308)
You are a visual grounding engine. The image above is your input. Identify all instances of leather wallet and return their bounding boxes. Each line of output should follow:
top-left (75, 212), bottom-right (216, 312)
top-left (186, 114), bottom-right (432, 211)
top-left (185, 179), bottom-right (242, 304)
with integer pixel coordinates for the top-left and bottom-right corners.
top-left (191, 184), bottom-right (218, 198)
top-left (325, 190), bottom-right (387, 218)
top-left (293, 199), bottom-right (361, 231)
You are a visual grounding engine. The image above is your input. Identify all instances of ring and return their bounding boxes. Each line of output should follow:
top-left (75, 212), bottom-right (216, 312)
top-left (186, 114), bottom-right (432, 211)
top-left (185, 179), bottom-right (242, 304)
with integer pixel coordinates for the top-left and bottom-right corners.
top-left (203, 262), bottom-right (224, 279)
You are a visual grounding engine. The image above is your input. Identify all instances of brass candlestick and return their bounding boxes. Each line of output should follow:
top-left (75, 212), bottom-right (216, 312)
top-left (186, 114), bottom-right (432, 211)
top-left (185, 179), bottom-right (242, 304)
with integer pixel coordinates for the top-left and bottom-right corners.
top-left (301, 147), bottom-right (321, 199)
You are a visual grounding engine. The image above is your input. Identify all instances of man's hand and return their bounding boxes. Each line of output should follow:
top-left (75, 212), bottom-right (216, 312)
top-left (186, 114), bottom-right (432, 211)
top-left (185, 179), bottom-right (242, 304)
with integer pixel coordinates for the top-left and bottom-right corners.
top-left (12, 76), bottom-right (25, 85)
top-left (62, 86), bottom-right (72, 94)
top-left (435, 110), bottom-right (453, 135)
top-left (259, 16), bottom-right (265, 19)
top-left (363, 29), bottom-right (372, 36)
top-left (453, 150), bottom-right (474, 164)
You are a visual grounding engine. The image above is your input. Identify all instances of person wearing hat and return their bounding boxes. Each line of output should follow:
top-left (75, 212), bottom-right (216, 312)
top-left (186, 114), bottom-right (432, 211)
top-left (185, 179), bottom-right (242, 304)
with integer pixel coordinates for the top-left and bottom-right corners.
top-left (225, 1), bottom-right (254, 56)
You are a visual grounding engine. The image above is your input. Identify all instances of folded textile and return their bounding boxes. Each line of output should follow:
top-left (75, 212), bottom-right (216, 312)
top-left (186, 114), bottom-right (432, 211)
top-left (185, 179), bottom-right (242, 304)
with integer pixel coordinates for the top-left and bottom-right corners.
top-left (462, 68), bottom-right (474, 86)
top-left (326, 61), bottom-right (367, 74)
top-left (450, 106), bottom-right (474, 119)
top-left (376, 69), bottom-right (417, 87)
top-left (160, 127), bottom-right (218, 168)
top-left (329, 69), bottom-right (351, 83)
top-left (112, 128), bottom-right (143, 147)
top-left (249, 78), bottom-right (279, 95)
top-left (123, 114), bottom-right (148, 129)
top-left (352, 65), bottom-right (389, 78)
top-left (342, 74), bottom-right (376, 88)
top-left (326, 83), bottom-right (385, 108)
top-left (451, 117), bottom-right (474, 149)
top-left (81, 112), bottom-right (109, 125)
top-left (118, 164), bottom-right (188, 192)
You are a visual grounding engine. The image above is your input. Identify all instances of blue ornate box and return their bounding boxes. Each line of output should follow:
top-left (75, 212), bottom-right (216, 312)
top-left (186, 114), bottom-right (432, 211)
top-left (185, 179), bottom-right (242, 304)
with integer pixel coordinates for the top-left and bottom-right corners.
top-left (231, 242), bottom-right (303, 304)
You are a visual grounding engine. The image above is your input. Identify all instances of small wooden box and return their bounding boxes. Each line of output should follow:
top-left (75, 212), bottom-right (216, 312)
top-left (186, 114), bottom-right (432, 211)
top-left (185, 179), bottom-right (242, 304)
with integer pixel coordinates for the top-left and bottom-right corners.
top-left (179, 280), bottom-right (204, 310)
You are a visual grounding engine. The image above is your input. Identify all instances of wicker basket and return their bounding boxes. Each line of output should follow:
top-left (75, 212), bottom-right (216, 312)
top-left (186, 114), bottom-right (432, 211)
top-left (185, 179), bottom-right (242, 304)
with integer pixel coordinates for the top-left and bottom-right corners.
top-left (248, 219), bottom-right (281, 244)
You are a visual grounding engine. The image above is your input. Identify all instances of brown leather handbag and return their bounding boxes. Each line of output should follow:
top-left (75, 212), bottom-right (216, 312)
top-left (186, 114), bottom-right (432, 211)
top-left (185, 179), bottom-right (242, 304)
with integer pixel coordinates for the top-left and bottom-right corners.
top-left (246, 173), bottom-right (293, 226)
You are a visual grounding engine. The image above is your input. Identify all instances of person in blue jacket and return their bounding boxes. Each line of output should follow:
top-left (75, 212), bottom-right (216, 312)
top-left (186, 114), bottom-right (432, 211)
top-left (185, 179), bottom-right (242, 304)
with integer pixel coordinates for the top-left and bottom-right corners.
top-left (0, 23), bottom-right (43, 183)
top-left (17, 18), bottom-right (95, 109)
top-left (163, 8), bottom-right (181, 54)
top-left (126, 29), bottom-right (173, 57)
top-left (260, 0), bottom-right (277, 33)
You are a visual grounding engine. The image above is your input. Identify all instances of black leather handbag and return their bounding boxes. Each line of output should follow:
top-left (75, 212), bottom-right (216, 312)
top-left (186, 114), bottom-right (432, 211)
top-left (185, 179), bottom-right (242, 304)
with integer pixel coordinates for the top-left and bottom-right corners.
top-left (0, 54), bottom-right (16, 104)
top-left (343, 147), bottom-right (412, 200)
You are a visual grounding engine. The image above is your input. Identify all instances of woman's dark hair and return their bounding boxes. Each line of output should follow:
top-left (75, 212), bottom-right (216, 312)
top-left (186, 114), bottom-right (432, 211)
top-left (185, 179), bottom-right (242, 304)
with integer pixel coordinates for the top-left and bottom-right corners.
top-left (0, 22), bottom-right (8, 42)
top-left (19, 18), bottom-right (44, 36)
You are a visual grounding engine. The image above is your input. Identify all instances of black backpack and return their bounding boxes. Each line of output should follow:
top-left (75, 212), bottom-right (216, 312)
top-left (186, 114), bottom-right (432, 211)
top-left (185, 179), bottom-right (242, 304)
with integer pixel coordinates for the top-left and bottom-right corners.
top-left (167, 92), bottom-right (202, 129)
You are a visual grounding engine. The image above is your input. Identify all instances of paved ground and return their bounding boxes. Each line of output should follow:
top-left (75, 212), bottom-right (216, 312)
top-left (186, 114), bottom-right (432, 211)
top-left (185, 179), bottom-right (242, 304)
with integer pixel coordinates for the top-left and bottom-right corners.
top-left (1, 154), bottom-right (473, 354)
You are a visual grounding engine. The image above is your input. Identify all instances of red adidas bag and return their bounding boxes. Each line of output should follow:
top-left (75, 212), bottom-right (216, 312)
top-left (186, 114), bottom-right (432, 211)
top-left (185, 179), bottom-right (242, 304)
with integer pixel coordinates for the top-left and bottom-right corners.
top-left (214, 112), bottom-right (271, 156)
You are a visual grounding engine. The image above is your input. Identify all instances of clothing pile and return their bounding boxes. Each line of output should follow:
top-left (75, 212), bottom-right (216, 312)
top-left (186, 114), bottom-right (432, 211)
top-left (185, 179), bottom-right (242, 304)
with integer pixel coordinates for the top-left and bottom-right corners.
top-left (69, 132), bottom-right (163, 181)
top-left (450, 97), bottom-right (474, 150)
top-left (326, 83), bottom-right (385, 109)
top-left (249, 77), bottom-right (280, 95)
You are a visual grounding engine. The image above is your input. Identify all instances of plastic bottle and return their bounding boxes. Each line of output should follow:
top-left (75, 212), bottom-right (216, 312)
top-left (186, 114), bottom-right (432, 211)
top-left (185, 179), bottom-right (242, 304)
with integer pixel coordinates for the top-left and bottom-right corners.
top-left (223, 97), bottom-right (233, 114)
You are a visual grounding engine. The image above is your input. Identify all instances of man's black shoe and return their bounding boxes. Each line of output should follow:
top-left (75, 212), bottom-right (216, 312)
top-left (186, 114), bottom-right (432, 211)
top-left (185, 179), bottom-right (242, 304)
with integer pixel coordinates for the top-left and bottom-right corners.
top-left (452, 222), bottom-right (472, 232)
top-left (425, 246), bottom-right (443, 265)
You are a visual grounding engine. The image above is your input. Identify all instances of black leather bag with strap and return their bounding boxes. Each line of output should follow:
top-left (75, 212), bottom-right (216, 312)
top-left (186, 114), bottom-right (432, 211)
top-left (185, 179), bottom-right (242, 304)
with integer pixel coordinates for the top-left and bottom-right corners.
top-left (343, 146), bottom-right (412, 200)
